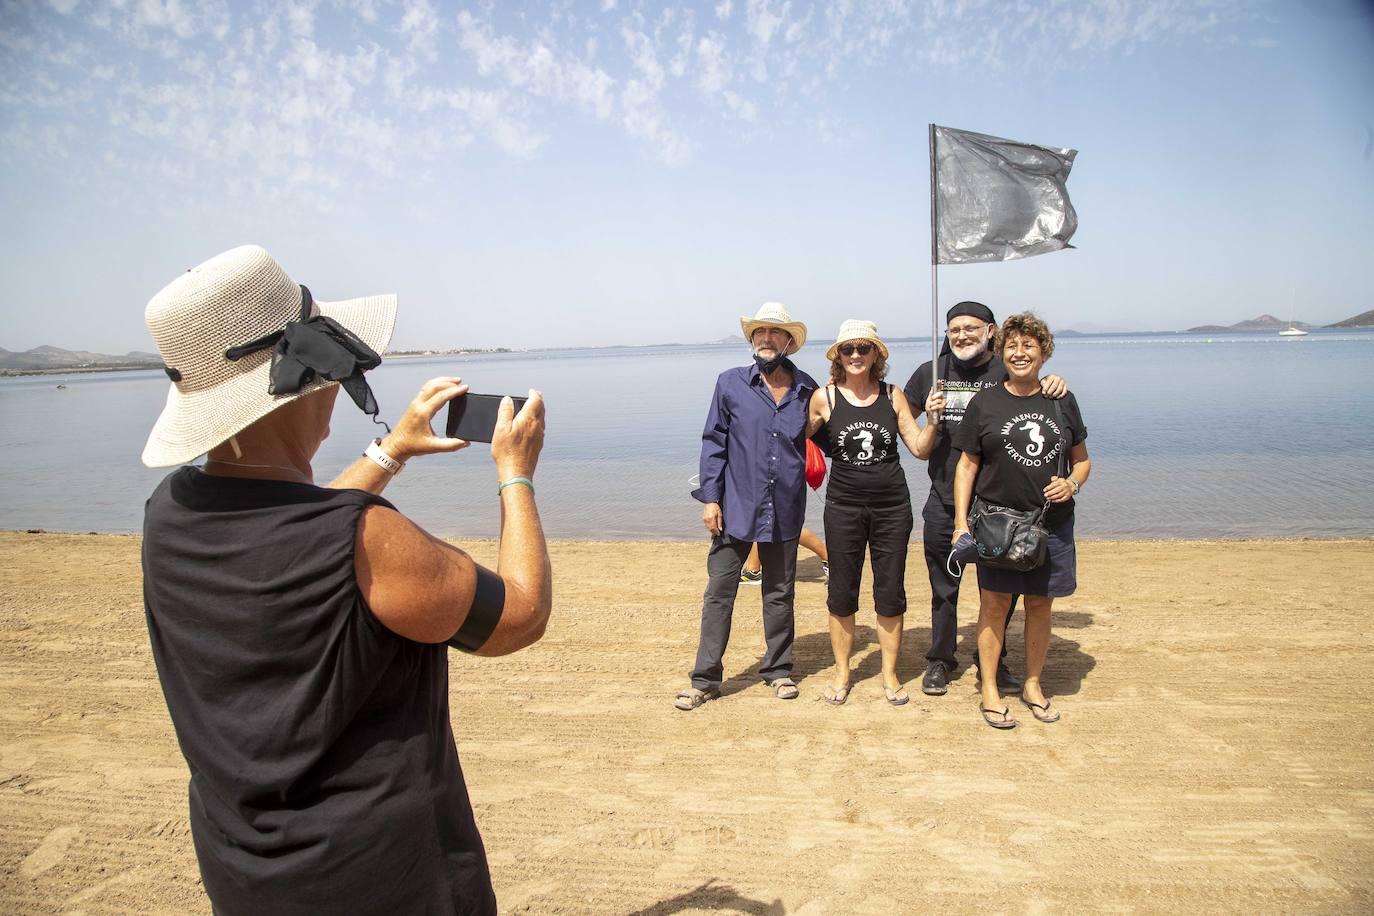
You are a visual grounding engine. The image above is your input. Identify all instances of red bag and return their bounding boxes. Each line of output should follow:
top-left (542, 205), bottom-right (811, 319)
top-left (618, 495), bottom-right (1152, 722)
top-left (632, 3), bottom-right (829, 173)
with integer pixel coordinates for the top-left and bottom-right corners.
top-left (805, 439), bottom-right (827, 491)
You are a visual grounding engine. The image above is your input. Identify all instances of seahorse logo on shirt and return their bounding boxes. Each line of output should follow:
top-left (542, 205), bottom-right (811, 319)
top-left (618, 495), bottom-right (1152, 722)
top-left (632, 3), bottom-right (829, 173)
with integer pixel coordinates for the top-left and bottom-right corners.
top-left (1020, 420), bottom-right (1045, 456)
top-left (835, 420), bottom-right (893, 466)
top-left (853, 430), bottom-right (874, 461)
top-left (999, 411), bottom-right (1063, 468)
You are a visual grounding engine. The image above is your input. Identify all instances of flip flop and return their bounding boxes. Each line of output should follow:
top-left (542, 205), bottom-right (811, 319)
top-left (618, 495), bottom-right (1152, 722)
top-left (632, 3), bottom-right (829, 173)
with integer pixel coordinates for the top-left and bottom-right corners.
top-left (674, 687), bottom-right (719, 711)
top-left (883, 685), bottom-right (910, 707)
top-left (822, 684), bottom-right (850, 706)
top-left (980, 705), bottom-right (1017, 729)
top-left (1019, 696), bottom-right (1060, 723)
top-left (768, 677), bottom-right (799, 700)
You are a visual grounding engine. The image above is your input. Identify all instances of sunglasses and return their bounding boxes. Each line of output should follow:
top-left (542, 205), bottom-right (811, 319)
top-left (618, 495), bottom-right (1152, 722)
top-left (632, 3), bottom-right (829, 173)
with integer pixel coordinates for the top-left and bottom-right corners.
top-left (838, 343), bottom-right (875, 357)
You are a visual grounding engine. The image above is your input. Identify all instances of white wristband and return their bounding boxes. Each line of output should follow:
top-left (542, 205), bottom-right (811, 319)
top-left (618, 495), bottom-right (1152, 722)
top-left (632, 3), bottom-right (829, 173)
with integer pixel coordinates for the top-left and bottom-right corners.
top-left (363, 438), bottom-right (404, 475)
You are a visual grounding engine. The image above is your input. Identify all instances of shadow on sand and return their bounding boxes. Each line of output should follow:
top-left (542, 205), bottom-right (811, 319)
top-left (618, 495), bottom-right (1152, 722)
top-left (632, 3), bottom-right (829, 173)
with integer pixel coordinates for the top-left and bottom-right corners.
top-left (626, 879), bottom-right (784, 916)
top-left (716, 604), bottom-right (1098, 699)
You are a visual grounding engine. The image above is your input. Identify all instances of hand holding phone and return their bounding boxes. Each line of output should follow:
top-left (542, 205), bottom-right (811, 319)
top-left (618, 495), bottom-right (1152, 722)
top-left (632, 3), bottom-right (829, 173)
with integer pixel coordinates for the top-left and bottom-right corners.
top-left (490, 390), bottom-right (544, 482)
top-left (446, 393), bottom-right (528, 443)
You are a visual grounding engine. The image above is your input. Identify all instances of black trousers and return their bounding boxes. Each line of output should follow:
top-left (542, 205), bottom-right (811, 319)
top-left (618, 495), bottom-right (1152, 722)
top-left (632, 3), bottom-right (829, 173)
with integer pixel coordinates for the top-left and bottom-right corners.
top-left (922, 492), bottom-right (1017, 670)
top-left (823, 499), bottom-right (914, 617)
top-left (690, 534), bottom-right (799, 690)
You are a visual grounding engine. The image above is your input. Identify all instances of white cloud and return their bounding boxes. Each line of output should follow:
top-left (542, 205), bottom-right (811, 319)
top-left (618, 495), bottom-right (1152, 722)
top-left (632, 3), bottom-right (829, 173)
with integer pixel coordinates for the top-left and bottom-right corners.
top-left (285, 0), bottom-right (315, 40)
top-left (696, 31), bottom-right (731, 93)
top-left (744, 0), bottom-right (786, 81)
top-left (620, 25), bottom-right (664, 90)
top-left (399, 0), bottom-right (439, 59)
top-left (0, 0), bottom-right (1256, 203)
top-left (722, 89), bottom-right (755, 121)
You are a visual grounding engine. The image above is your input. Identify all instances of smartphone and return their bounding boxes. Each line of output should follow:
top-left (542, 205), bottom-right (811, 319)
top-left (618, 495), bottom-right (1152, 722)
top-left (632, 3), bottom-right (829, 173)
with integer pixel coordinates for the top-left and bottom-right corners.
top-left (445, 393), bottom-right (528, 443)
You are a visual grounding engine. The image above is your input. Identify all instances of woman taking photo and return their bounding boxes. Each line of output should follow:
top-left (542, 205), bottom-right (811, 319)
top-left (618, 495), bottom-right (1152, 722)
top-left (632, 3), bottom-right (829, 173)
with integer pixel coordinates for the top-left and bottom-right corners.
top-left (140, 245), bottom-right (551, 913)
top-left (951, 312), bottom-right (1091, 729)
top-left (807, 320), bottom-right (924, 706)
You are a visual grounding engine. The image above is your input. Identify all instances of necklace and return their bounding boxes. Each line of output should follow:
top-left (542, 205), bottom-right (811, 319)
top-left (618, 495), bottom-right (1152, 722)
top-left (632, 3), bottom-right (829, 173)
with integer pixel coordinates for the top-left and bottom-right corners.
top-left (204, 457), bottom-right (308, 480)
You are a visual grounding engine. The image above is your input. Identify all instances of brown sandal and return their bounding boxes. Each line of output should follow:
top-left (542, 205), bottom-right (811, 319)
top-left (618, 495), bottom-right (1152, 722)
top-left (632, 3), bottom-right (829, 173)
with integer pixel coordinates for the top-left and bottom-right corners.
top-left (822, 684), bottom-right (850, 706)
top-left (980, 705), bottom-right (1016, 729)
top-left (768, 677), bottom-right (799, 700)
top-left (674, 687), bottom-right (719, 711)
top-left (1019, 696), bottom-right (1060, 723)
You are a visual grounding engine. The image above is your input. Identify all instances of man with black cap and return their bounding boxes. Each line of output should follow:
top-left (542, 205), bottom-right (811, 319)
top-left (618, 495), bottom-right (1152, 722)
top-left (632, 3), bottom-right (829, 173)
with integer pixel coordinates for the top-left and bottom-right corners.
top-left (904, 301), bottom-right (1067, 696)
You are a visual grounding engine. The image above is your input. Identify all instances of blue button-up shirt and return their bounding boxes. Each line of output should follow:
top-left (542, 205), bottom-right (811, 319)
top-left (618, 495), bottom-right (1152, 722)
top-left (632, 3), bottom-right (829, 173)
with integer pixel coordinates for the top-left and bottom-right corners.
top-left (691, 361), bottom-right (819, 543)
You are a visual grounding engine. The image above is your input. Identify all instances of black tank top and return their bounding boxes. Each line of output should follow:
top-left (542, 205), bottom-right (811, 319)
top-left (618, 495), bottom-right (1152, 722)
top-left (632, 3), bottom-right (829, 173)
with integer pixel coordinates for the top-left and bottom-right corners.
top-left (823, 384), bottom-right (910, 507)
top-left (142, 468), bottom-right (496, 915)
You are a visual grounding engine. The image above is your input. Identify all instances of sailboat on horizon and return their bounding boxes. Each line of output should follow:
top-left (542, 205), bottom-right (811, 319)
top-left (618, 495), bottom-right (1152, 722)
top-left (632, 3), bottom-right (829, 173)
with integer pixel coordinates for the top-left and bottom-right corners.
top-left (1279, 286), bottom-right (1308, 336)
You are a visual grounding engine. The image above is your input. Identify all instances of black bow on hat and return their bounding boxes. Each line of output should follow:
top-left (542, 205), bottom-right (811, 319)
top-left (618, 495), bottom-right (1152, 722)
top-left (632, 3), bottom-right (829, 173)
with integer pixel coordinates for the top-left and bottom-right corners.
top-left (224, 285), bottom-right (387, 429)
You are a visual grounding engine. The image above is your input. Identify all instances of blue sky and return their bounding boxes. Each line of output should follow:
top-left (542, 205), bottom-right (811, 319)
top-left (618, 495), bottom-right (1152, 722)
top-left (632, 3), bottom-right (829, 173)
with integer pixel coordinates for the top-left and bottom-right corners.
top-left (2, 0), bottom-right (1372, 352)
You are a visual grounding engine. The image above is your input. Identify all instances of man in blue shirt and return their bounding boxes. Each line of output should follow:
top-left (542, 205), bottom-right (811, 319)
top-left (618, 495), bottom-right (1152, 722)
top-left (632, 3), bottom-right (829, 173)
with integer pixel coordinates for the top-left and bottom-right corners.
top-left (676, 302), bottom-right (819, 711)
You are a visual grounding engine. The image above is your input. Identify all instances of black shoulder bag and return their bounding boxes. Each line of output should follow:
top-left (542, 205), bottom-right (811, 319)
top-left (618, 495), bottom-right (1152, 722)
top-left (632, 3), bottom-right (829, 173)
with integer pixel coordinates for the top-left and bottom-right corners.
top-left (968, 399), bottom-right (1068, 572)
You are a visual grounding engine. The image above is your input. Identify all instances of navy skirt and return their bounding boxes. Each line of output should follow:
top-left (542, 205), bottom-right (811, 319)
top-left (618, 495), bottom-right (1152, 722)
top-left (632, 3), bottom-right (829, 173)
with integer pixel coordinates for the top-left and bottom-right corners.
top-left (975, 514), bottom-right (1077, 598)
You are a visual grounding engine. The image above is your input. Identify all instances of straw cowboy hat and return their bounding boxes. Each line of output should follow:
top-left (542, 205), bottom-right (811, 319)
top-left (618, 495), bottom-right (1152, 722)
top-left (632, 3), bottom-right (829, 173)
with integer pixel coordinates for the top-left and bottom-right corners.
top-left (142, 245), bottom-right (396, 468)
top-left (825, 319), bottom-right (890, 361)
top-left (739, 302), bottom-right (807, 355)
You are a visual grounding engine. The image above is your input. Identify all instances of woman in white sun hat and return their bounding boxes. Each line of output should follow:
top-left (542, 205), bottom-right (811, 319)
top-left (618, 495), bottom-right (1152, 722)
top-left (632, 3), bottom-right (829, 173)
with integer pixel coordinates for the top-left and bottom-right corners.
top-left (806, 320), bottom-right (924, 707)
top-left (140, 244), bottom-right (549, 914)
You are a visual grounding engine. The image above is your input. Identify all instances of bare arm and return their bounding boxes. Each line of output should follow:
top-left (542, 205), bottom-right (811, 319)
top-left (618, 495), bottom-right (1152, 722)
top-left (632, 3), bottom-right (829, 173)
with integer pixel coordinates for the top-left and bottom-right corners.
top-left (890, 386), bottom-right (925, 458)
top-left (952, 451), bottom-right (981, 545)
top-left (912, 386), bottom-right (944, 461)
top-left (329, 377), bottom-right (470, 493)
top-left (1044, 441), bottom-right (1091, 504)
top-left (354, 392), bottom-right (551, 656)
top-left (806, 386), bottom-right (830, 438)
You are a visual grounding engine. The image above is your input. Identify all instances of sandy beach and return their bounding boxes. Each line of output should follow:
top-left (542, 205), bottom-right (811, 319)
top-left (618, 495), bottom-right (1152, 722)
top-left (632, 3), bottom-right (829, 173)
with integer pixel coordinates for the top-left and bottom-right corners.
top-left (2, 531), bottom-right (1372, 914)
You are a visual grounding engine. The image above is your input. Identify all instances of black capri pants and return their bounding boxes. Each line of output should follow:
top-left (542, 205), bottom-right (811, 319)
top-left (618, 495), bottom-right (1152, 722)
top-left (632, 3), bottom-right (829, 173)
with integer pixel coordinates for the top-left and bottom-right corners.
top-left (823, 498), bottom-right (914, 618)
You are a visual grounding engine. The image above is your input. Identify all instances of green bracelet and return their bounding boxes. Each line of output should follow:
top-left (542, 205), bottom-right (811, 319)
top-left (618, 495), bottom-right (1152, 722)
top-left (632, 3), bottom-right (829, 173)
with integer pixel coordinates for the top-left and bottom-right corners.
top-left (499, 476), bottom-right (534, 494)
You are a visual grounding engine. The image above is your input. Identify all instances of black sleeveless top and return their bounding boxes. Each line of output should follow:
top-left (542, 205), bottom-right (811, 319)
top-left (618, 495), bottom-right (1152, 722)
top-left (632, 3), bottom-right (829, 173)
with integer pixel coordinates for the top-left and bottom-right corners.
top-left (823, 384), bottom-right (910, 507)
top-left (142, 468), bottom-right (496, 915)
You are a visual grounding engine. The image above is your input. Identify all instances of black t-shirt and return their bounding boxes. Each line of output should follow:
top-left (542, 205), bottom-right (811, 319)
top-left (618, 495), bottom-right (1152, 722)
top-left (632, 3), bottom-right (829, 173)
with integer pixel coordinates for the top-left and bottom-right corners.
top-left (951, 386), bottom-right (1087, 528)
top-left (143, 468), bottom-right (497, 916)
top-left (903, 355), bottom-right (1008, 505)
top-left (823, 384), bottom-right (909, 507)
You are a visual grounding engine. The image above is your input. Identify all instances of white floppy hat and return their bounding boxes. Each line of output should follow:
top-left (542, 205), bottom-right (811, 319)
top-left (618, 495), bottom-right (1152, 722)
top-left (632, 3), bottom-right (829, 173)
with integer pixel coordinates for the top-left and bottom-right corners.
top-left (142, 245), bottom-right (396, 468)
top-left (739, 301), bottom-right (807, 355)
top-left (825, 319), bottom-right (890, 361)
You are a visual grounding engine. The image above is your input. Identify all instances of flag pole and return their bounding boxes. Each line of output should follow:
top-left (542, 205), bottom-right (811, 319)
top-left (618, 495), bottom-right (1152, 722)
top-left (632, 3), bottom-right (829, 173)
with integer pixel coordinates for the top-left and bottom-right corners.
top-left (928, 123), bottom-right (941, 413)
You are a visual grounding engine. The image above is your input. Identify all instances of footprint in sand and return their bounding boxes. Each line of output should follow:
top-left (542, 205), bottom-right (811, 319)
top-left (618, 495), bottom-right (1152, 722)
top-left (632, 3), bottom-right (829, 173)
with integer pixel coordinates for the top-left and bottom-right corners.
top-left (19, 825), bottom-right (79, 878)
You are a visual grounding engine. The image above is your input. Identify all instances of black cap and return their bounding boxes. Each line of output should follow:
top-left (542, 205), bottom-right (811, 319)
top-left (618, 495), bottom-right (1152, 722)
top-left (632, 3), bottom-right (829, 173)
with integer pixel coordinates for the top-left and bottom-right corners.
top-left (946, 300), bottom-right (995, 325)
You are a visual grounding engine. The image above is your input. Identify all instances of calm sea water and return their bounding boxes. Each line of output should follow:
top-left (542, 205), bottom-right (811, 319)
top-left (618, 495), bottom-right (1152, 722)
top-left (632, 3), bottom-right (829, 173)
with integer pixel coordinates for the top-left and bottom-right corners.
top-left (2, 330), bottom-right (1372, 540)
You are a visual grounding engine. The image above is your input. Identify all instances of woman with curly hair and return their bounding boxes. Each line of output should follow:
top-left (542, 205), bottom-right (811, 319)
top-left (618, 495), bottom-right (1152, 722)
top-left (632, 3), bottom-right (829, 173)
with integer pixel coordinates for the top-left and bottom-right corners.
top-left (951, 312), bottom-right (1092, 729)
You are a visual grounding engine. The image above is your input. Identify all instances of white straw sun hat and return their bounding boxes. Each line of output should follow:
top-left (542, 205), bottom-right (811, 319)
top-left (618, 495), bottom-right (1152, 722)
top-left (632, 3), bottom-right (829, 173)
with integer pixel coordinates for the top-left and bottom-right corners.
top-left (740, 301), bottom-right (807, 354)
top-left (142, 245), bottom-right (396, 468)
top-left (825, 319), bottom-right (889, 361)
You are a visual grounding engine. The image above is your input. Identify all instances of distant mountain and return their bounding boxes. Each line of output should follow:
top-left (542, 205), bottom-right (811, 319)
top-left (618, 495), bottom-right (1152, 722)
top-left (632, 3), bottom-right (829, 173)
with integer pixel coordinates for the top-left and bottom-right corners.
top-left (1327, 309), bottom-right (1374, 328)
top-left (0, 345), bottom-right (163, 372)
top-left (1185, 314), bottom-right (1312, 333)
